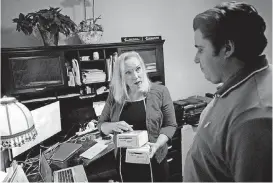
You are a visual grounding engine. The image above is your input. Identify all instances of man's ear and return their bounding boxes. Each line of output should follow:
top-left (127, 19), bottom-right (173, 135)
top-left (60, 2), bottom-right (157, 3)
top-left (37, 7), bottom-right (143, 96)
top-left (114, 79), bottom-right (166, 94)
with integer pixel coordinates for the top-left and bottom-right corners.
top-left (224, 40), bottom-right (235, 59)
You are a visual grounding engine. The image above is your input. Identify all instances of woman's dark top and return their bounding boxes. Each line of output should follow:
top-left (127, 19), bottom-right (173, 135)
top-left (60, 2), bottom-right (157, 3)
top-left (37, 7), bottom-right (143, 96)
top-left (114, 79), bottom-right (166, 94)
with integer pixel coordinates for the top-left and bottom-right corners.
top-left (98, 83), bottom-right (177, 164)
top-left (118, 99), bottom-right (147, 162)
top-left (119, 99), bottom-right (146, 130)
top-left (117, 99), bottom-right (169, 182)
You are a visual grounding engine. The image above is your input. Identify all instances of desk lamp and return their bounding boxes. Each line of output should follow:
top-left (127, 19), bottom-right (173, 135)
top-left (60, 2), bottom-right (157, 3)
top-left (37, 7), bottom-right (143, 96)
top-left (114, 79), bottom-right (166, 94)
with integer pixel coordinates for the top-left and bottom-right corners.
top-left (0, 96), bottom-right (37, 171)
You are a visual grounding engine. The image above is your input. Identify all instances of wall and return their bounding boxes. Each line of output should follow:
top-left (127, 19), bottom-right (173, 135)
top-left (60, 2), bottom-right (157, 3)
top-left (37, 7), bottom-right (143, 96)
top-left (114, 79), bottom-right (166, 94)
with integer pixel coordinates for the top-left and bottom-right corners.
top-left (1, 0), bottom-right (272, 100)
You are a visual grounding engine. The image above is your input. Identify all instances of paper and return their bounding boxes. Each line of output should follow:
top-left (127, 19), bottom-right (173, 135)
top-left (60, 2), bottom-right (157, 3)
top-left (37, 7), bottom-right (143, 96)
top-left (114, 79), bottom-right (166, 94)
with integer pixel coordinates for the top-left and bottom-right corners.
top-left (93, 101), bottom-right (105, 116)
top-left (3, 163), bottom-right (29, 183)
top-left (80, 143), bottom-right (107, 160)
top-left (0, 170), bottom-right (8, 182)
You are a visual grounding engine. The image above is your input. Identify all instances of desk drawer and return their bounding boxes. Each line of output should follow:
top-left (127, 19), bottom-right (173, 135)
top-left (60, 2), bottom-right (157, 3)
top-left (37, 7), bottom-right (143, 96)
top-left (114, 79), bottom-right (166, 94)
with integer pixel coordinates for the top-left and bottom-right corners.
top-left (170, 137), bottom-right (181, 152)
top-left (167, 150), bottom-right (181, 175)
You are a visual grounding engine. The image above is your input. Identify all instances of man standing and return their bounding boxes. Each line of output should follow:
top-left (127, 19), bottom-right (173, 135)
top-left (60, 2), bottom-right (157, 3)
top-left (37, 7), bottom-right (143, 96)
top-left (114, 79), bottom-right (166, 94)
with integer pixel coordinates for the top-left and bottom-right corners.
top-left (184, 1), bottom-right (272, 182)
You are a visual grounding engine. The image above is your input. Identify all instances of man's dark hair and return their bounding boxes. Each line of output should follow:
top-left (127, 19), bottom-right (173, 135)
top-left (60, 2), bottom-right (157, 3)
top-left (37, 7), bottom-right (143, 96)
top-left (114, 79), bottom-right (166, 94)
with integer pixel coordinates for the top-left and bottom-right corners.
top-left (193, 1), bottom-right (267, 64)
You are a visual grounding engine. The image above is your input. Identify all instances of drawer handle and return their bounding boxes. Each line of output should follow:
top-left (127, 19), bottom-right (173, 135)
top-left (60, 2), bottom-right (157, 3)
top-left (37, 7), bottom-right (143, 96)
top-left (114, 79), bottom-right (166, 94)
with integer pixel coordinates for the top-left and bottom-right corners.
top-left (168, 145), bottom-right (172, 150)
top-left (167, 158), bottom-right (173, 163)
top-left (35, 87), bottom-right (46, 91)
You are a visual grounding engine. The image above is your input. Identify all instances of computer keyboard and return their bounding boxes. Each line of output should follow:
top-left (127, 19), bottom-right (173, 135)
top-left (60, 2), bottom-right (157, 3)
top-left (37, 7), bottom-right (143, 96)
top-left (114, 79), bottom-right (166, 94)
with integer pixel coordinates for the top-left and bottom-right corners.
top-left (57, 169), bottom-right (74, 182)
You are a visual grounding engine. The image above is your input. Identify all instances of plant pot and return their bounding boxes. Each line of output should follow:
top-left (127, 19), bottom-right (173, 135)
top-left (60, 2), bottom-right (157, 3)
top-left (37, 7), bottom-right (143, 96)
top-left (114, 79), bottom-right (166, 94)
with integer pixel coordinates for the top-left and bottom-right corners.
top-left (33, 26), bottom-right (59, 46)
top-left (77, 31), bottom-right (103, 44)
top-left (40, 31), bottom-right (59, 46)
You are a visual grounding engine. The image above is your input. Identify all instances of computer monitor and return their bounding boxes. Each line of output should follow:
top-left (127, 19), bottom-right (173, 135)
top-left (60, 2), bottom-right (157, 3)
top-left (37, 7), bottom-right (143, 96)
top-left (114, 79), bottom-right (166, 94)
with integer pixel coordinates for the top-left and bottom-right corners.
top-left (12, 101), bottom-right (62, 157)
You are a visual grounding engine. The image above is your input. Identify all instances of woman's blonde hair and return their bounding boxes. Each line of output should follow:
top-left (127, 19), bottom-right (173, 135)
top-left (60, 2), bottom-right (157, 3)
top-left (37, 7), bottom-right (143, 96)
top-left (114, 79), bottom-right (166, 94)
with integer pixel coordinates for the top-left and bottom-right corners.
top-left (110, 51), bottom-right (150, 103)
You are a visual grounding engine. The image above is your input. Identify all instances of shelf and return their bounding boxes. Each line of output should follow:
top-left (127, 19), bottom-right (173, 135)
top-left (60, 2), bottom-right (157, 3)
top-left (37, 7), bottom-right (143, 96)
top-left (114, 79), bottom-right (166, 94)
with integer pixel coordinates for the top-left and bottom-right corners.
top-left (80, 59), bottom-right (105, 62)
top-left (21, 96), bottom-right (57, 104)
top-left (82, 81), bottom-right (110, 85)
top-left (147, 71), bottom-right (160, 77)
top-left (58, 93), bottom-right (81, 99)
top-left (79, 91), bottom-right (109, 100)
top-left (79, 94), bottom-right (96, 99)
top-left (2, 41), bottom-right (165, 100)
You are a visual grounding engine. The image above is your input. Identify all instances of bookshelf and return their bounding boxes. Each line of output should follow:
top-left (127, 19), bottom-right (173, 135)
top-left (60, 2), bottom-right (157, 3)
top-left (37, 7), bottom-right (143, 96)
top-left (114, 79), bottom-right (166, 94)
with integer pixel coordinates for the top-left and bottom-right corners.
top-left (1, 40), bottom-right (165, 101)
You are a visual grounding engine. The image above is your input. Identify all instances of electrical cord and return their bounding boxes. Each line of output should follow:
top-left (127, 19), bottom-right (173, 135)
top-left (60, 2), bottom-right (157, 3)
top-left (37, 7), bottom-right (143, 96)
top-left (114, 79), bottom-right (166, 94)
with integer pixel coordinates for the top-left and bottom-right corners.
top-left (22, 122), bottom-right (97, 178)
top-left (20, 154), bottom-right (39, 176)
top-left (20, 125), bottom-right (80, 178)
top-left (149, 161), bottom-right (154, 182)
top-left (61, 123), bottom-right (77, 140)
top-left (119, 147), bottom-right (123, 183)
top-left (63, 134), bottom-right (77, 143)
top-left (26, 163), bottom-right (39, 176)
top-left (118, 147), bottom-right (154, 183)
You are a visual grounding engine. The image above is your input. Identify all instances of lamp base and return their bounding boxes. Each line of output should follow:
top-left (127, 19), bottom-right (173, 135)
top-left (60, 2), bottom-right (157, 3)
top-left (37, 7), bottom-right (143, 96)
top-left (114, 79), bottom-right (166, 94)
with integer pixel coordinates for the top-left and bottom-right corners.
top-left (1, 149), bottom-right (12, 172)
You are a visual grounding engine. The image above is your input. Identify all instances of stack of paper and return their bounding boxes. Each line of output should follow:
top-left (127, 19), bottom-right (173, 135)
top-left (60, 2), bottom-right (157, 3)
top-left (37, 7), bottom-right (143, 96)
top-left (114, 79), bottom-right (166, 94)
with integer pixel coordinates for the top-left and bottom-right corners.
top-left (80, 143), bottom-right (107, 160)
top-left (146, 63), bottom-right (157, 73)
top-left (82, 69), bottom-right (106, 84)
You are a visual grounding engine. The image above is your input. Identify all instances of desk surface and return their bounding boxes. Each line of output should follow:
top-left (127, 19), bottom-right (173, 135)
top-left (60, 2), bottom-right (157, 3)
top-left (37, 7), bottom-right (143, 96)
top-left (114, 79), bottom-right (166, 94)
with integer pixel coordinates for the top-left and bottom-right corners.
top-left (25, 133), bottom-right (117, 182)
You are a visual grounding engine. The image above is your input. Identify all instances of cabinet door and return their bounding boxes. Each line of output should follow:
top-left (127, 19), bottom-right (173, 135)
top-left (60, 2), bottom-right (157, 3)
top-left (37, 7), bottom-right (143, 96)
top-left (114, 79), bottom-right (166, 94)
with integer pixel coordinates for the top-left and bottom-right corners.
top-left (167, 149), bottom-right (182, 181)
top-left (117, 44), bottom-right (165, 85)
top-left (2, 51), bottom-right (67, 95)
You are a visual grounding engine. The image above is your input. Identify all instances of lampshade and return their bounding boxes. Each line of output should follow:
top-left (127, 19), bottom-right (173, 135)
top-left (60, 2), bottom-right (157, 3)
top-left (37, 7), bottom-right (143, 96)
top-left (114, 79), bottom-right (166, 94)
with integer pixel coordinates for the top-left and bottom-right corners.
top-left (0, 97), bottom-right (37, 151)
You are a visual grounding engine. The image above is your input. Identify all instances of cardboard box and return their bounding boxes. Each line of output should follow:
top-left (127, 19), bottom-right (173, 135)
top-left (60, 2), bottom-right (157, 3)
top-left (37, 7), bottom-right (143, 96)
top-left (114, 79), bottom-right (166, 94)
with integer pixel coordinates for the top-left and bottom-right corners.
top-left (117, 130), bottom-right (148, 148)
top-left (125, 144), bottom-right (150, 164)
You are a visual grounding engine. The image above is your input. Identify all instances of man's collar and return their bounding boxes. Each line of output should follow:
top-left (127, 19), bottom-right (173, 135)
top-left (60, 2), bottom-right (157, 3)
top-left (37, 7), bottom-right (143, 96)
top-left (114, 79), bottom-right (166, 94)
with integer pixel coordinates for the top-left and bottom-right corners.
top-left (215, 55), bottom-right (269, 98)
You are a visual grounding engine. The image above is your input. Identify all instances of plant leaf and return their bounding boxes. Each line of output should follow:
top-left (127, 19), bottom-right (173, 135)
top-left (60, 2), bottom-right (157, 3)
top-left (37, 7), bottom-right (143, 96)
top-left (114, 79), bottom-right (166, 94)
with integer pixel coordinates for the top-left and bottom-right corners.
top-left (12, 7), bottom-right (76, 37)
top-left (50, 24), bottom-right (58, 34)
top-left (12, 18), bottom-right (19, 23)
top-left (19, 13), bottom-right (25, 21)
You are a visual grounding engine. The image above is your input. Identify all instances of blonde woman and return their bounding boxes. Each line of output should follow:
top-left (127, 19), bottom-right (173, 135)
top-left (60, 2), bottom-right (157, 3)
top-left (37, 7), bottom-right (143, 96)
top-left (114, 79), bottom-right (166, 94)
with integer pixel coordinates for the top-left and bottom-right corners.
top-left (97, 51), bottom-right (177, 182)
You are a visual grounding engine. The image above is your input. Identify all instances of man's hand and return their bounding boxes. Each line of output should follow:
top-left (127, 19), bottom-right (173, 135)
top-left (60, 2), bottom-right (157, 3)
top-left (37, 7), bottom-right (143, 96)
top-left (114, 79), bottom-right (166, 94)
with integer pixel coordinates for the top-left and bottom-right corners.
top-left (147, 142), bottom-right (160, 158)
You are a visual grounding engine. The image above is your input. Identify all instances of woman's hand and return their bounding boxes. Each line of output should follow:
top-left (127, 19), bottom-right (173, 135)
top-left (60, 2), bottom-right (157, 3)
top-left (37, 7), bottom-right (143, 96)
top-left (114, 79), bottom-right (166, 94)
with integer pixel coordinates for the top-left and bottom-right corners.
top-left (147, 142), bottom-right (160, 158)
top-left (147, 134), bottom-right (169, 158)
top-left (101, 121), bottom-right (133, 135)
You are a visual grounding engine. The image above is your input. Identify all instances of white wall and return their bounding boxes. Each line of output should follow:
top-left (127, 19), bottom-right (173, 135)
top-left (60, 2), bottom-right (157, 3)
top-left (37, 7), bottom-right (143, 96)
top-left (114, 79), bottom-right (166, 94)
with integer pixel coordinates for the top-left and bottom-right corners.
top-left (1, 0), bottom-right (272, 100)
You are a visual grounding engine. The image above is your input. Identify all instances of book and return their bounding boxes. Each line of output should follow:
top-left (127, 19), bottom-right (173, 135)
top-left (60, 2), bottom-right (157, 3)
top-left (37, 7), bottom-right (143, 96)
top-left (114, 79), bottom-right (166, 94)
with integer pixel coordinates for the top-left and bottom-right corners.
top-left (106, 58), bottom-right (112, 81)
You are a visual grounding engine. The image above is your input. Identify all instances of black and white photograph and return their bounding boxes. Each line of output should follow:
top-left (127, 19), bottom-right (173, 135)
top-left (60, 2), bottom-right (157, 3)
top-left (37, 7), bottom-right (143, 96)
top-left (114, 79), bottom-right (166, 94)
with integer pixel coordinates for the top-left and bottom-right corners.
top-left (0, 0), bottom-right (272, 182)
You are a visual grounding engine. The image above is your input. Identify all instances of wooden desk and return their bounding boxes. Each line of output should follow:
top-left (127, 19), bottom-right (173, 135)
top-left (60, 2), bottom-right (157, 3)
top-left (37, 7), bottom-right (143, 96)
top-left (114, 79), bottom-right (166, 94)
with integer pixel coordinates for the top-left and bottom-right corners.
top-left (69, 136), bottom-right (118, 181)
top-left (25, 134), bottom-right (117, 182)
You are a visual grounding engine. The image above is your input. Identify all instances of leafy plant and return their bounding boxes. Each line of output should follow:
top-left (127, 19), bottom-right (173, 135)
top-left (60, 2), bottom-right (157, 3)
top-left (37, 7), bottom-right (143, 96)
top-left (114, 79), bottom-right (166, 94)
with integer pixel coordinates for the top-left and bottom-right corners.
top-left (12, 7), bottom-right (76, 37)
top-left (77, 15), bottom-right (103, 32)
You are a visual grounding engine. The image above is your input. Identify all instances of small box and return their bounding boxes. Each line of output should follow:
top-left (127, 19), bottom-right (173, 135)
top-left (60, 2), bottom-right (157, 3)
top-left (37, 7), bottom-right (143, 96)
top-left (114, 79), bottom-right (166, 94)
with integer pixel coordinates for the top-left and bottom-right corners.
top-left (125, 144), bottom-right (150, 164)
top-left (117, 130), bottom-right (148, 148)
top-left (143, 36), bottom-right (162, 41)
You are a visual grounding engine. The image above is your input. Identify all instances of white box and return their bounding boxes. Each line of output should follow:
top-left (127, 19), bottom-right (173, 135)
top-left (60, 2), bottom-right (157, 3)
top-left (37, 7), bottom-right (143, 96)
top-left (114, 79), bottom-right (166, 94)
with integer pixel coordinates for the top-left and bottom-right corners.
top-left (125, 144), bottom-right (150, 164)
top-left (117, 130), bottom-right (148, 148)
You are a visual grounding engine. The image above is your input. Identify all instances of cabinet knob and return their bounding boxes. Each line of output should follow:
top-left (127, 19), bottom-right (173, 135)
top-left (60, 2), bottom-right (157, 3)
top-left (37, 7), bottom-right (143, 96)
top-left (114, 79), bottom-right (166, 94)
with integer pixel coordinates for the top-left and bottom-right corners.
top-left (167, 158), bottom-right (173, 163)
top-left (35, 87), bottom-right (46, 91)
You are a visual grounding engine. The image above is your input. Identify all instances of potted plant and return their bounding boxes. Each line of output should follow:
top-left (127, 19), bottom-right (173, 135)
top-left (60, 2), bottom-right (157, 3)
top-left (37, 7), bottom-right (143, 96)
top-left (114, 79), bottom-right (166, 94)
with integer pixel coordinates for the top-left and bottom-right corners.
top-left (76, 0), bottom-right (103, 44)
top-left (12, 7), bottom-right (77, 46)
top-left (77, 15), bottom-right (103, 44)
